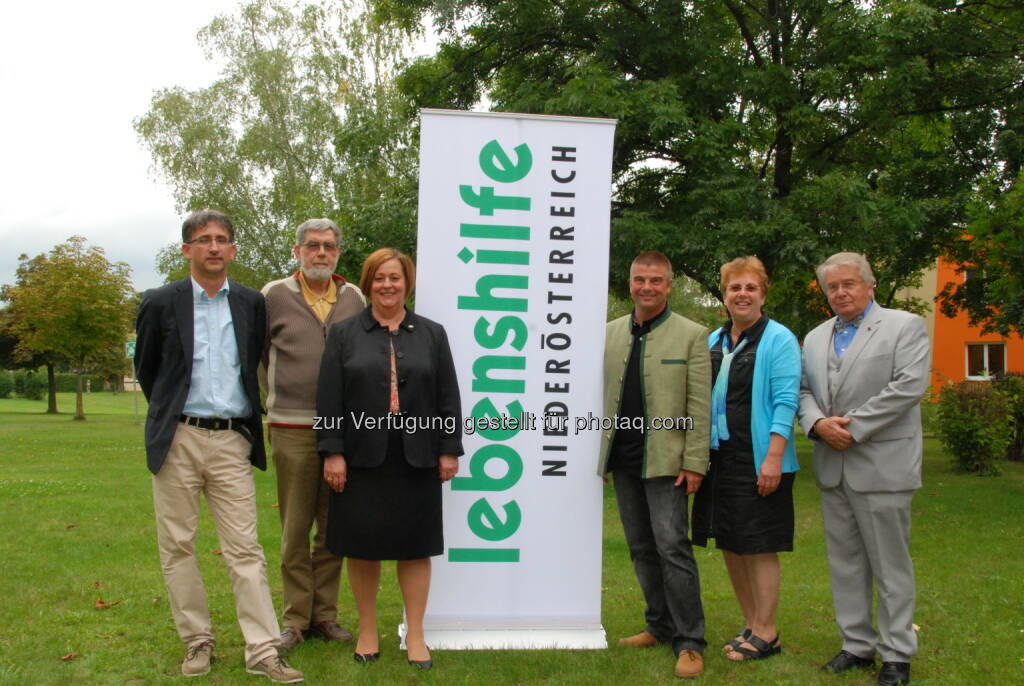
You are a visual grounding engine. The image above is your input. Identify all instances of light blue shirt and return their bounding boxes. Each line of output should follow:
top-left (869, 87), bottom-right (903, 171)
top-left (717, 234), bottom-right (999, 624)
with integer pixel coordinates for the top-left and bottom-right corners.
top-left (182, 278), bottom-right (251, 419)
top-left (833, 300), bottom-right (874, 359)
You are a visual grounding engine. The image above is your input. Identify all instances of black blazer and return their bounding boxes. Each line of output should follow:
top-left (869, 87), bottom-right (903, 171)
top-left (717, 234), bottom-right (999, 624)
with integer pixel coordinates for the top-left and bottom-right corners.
top-left (134, 278), bottom-right (267, 474)
top-left (316, 307), bottom-right (463, 467)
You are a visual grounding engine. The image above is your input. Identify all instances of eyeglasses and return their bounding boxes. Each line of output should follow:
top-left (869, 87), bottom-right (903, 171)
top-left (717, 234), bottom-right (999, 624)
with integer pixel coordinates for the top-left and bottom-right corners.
top-left (187, 236), bottom-right (233, 246)
top-left (301, 241), bottom-right (339, 252)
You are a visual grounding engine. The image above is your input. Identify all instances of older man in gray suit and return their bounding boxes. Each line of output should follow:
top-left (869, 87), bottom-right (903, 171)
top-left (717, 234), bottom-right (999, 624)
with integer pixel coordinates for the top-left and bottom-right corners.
top-left (798, 252), bottom-right (930, 686)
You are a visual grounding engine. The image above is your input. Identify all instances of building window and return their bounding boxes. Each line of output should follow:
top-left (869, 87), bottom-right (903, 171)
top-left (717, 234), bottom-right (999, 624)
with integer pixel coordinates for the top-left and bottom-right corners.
top-left (966, 343), bottom-right (1005, 379)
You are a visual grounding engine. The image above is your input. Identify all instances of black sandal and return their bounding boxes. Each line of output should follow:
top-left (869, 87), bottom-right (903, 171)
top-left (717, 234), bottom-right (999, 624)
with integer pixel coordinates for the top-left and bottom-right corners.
top-left (724, 627), bottom-right (752, 652)
top-left (728, 634), bottom-right (781, 661)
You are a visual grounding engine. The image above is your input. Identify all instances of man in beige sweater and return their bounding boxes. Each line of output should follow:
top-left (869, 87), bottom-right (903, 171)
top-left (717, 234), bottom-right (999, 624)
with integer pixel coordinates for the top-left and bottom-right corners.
top-left (261, 219), bottom-right (365, 651)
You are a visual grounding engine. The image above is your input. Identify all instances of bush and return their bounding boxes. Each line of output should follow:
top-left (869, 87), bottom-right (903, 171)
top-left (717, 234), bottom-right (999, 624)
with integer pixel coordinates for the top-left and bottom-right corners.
top-left (937, 381), bottom-right (1012, 476)
top-left (54, 373), bottom-right (78, 393)
top-left (919, 386), bottom-right (940, 438)
top-left (993, 372), bottom-right (1024, 461)
top-left (22, 371), bottom-right (46, 401)
top-left (0, 370), bottom-right (13, 399)
top-left (13, 369), bottom-right (27, 396)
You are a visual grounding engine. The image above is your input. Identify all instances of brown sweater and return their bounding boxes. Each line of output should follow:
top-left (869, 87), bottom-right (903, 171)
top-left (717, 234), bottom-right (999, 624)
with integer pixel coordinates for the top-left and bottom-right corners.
top-left (261, 272), bottom-right (364, 427)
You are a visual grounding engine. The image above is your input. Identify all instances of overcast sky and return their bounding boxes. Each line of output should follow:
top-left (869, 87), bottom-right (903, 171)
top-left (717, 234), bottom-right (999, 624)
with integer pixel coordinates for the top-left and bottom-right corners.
top-left (0, 0), bottom-right (253, 292)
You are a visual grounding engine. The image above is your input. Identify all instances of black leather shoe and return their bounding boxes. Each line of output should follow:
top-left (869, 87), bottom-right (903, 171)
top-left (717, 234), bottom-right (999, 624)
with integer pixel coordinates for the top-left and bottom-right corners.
top-left (353, 651), bottom-right (380, 664)
top-left (878, 661), bottom-right (910, 685)
top-left (821, 650), bottom-right (875, 672)
top-left (408, 658), bottom-right (433, 670)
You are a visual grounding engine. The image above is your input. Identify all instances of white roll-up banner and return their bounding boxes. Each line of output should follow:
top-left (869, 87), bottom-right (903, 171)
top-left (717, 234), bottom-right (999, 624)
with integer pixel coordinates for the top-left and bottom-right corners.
top-left (411, 109), bottom-right (616, 649)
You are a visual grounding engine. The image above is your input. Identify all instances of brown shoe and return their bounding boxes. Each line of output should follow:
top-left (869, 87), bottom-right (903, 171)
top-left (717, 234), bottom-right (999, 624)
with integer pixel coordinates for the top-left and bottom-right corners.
top-left (181, 640), bottom-right (214, 677)
top-left (279, 627), bottom-right (304, 652)
top-left (310, 619), bottom-right (352, 642)
top-left (618, 631), bottom-right (659, 648)
top-left (675, 649), bottom-right (704, 679)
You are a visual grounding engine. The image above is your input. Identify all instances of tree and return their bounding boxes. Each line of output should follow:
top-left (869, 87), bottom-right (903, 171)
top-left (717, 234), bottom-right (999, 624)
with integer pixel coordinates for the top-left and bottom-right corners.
top-left (1, 261), bottom-right (62, 412)
top-left (939, 173), bottom-right (1024, 337)
top-left (938, 82), bottom-right (1024, 337)
top-left (135, 0), bottom-right (419, 288)
top-left (380, 0), bottom-right (1024, 335)
top-left (2, 237), bottom-right (135, 420)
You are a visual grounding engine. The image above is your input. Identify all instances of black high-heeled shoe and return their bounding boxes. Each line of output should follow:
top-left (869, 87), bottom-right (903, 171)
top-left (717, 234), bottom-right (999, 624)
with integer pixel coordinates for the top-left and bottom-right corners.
top-left (407, 657), bottom-right (433, 671)
top-left (353, 651), bottom-right (380, 664)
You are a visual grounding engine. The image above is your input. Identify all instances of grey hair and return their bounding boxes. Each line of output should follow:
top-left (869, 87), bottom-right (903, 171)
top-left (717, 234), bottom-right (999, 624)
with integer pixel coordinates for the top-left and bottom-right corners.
top-left (816, 252), bottom-right (876, 291)
top-left (295, 218), bottom-right (341, 246)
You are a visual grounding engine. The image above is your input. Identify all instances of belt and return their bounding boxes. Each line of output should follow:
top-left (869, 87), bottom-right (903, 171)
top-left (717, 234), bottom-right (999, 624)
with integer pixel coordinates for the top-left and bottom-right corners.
top-left (179, 415), bottom-right (245, 431)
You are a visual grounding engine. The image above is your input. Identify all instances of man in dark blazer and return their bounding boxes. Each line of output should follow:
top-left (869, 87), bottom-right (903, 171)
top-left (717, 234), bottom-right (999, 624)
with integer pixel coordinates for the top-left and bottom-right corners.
top-left (798, 252), bottom-right (930, 686)
top-left (135, 209), bottom-right (303, 683)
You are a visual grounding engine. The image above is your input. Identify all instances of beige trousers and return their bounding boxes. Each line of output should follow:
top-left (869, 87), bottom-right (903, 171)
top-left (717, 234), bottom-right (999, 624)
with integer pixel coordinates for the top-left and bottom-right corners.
top-left (152, 423), bottom-right (279, 666)
top-left (269, 426), bottom-right (342, 630)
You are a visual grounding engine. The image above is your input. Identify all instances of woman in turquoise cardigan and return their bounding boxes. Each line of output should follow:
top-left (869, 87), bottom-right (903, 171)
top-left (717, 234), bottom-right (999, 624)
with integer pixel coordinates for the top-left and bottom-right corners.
top-left (692, 256), bottom-right (801, 662)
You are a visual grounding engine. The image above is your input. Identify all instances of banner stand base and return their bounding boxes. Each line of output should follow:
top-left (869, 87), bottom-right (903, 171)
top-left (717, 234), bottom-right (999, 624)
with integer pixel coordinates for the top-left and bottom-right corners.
top-left (399, 623), bottom-right (607, 650)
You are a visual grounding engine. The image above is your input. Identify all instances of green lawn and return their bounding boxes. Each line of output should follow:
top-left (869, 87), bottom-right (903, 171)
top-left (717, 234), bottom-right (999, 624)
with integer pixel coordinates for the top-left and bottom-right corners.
top-left (0, 392), bottom-right (1021, 685)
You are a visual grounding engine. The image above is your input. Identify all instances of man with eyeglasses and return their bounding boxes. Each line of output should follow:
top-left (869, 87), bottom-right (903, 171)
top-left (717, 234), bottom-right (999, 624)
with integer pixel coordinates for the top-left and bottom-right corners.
top-left (799, 252), bottom-right (929, 686)
top-left (260, 218), bottom-right (364, 652)
top-left (135, 209), bottom-right (303, 682)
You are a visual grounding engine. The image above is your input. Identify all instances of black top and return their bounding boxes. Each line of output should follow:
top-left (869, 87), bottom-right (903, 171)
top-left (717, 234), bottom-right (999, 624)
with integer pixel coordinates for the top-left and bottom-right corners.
top-left (315, 307), bottom-right (464, 467)
top-left (608, 305), bottom-right (670, 474)
top-left (709, 314), bottom-right (768, 452)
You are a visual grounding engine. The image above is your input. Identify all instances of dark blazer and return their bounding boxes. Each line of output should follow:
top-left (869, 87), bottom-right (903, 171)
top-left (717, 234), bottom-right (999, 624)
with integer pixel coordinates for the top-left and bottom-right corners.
top-left (135, 278), bottom-right (267, 474)
top-left (316, 307), bottom-right (463, 467)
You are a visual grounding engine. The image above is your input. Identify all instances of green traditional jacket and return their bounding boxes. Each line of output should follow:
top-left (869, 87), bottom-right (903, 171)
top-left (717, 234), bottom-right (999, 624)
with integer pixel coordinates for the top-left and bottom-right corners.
top-left (598, 310), bottom-right (711, 479)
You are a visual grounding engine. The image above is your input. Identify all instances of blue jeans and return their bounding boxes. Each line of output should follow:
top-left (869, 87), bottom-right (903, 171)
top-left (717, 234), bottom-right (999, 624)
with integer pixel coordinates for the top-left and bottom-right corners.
top-left (613, 470), bottom-right (706, 654)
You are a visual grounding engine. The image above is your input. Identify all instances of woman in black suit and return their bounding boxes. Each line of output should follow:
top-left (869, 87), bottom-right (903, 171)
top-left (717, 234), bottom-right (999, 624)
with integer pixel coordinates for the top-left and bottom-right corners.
top-left (316, 248), bottom-right (462, 670)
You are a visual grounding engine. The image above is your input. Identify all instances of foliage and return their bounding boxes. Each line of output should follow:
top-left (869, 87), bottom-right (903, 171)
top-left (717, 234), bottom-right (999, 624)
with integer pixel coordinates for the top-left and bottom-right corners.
top-left (86, 333), bottom-right (135, 393)
top-left (28, 372), bottom-right (126, 394)
top-left (381, 0), bottom-right (1024, 337)
top-left (937, 380), bottom-right (1012, 476)
top-left (21, 370), bottom-right (46, 401)
top-left (1, 237), bottom-right (135, 419)
top-left (0, 308), bottom-right (17, 369)
top-left (0, 370), bottom-right (12, 399)
top-left (918, 386), bottom-right (941, 439)
top-left (993, 372), bottom-right (1024, 461)
top-left (1, 275), bottom-right (61, 412)
top-left (12, 368), bottom-right (26, 396)
top-left (939, 171), bottom-right (1024, 337)
top-left (135, 0), bottom-right (419, 288)
top-left (607, 274), bottom-right (722, 329)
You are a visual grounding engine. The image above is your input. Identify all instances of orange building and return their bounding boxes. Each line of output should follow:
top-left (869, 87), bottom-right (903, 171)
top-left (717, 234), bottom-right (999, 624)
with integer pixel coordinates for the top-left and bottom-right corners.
top-left (899, 258), bottom-right (1024, 390)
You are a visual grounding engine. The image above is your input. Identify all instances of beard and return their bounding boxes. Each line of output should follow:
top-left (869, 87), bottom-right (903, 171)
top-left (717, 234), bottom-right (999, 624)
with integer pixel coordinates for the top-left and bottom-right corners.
top-left (302, 265), bottom-right (334, 282)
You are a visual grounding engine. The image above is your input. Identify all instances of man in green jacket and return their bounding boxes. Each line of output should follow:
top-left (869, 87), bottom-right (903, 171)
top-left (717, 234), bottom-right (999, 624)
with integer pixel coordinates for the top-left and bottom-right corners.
top-left (599, 250), bottom-right (712, 679)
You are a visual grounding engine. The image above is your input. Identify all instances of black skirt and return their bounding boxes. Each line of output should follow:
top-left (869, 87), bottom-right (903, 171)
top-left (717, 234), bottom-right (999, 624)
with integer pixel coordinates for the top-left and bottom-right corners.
top-left (692, 448), bottom-right (795, 554)
top-left (326, 428), bottom-right (443, 560)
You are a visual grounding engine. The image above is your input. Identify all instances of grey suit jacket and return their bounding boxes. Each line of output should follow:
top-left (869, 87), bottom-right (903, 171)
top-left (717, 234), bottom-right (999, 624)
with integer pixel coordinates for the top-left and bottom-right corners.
top-left (798, 304), bottom-right (930, 492)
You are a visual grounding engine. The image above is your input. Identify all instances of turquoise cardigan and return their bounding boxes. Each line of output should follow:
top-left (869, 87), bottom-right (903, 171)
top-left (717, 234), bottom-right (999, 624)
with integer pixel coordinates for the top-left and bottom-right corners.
top-left (709, 318), bottom-right (801, 474)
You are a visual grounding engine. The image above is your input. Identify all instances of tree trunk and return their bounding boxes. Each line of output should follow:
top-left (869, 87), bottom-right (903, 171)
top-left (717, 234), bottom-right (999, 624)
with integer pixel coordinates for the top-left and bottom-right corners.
top-left (74, 371), bottom-right (85, 421)
top-left (46, 363), bottom-right (58, 414)
top-left (773, 127), bottom-right (793, 197)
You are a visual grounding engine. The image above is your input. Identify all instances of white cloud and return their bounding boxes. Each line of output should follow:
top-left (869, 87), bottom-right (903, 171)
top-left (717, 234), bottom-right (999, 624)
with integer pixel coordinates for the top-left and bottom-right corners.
top-left (0, 0), bottom-right (240, 292)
